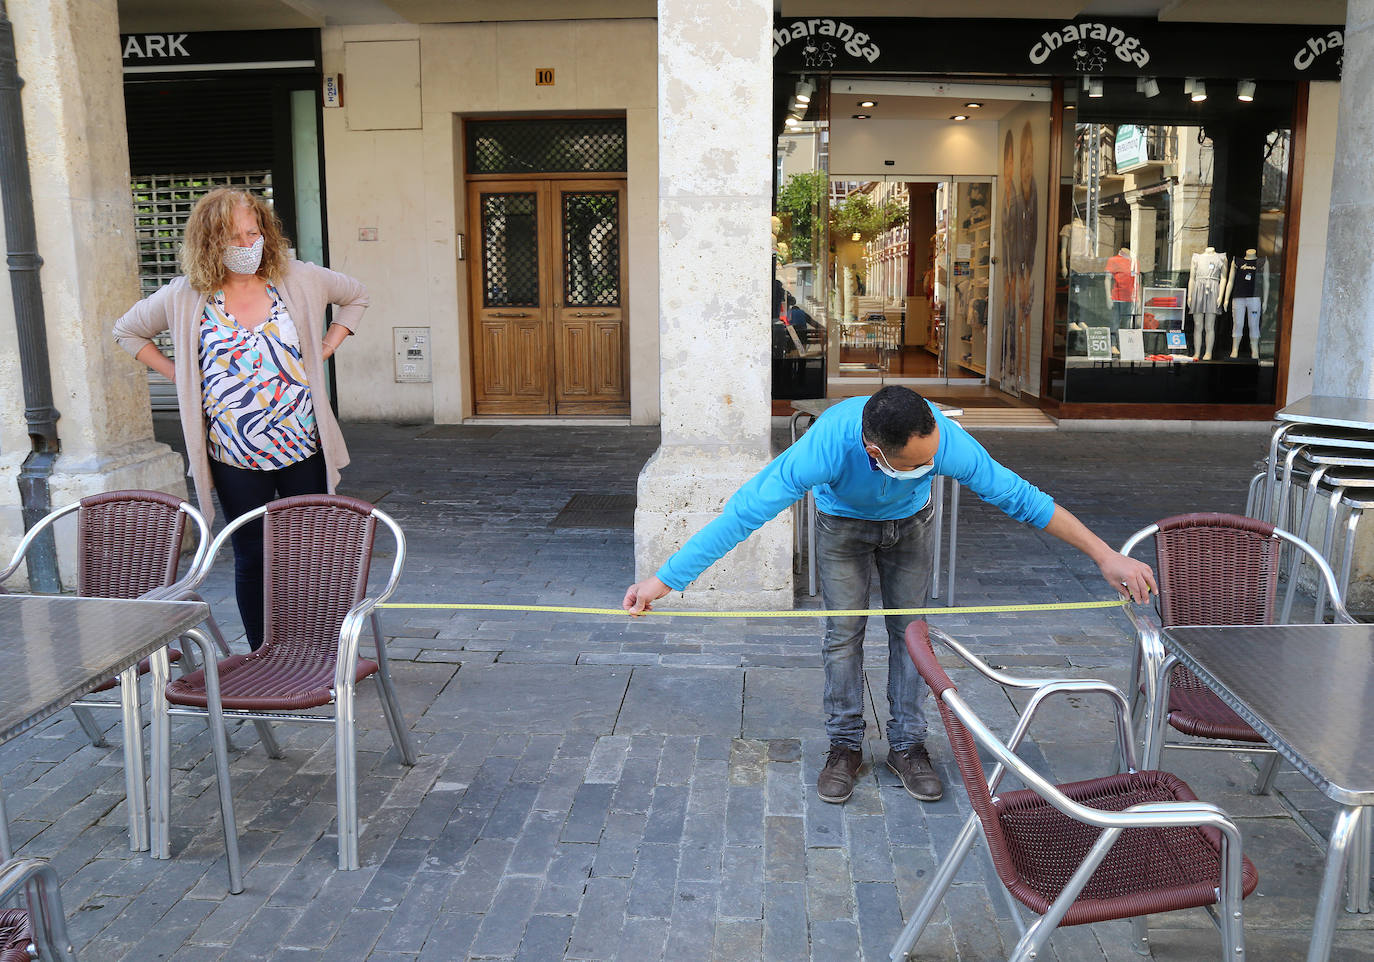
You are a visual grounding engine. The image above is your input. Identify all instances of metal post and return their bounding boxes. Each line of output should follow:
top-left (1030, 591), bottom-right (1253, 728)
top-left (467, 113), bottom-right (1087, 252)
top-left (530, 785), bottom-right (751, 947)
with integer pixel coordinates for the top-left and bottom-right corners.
top-left (0, 2), bottom-right (61, 592)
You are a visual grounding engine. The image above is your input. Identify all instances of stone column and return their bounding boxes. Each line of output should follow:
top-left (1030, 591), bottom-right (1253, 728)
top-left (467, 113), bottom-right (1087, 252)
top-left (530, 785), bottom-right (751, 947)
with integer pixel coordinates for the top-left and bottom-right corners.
top-left (635, 0), bottom-right (792, 609)
top-left (0, 0), bottom-right (185, 588)
top-left (1313, 0), bottom-right (1374, 606)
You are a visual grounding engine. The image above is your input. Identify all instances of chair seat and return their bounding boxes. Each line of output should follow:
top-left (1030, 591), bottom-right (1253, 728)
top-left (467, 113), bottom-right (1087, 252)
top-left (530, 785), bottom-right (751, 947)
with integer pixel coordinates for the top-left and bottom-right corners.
top-left (0, 909), bottom-right (31, 962)
top-left (166, 650), bottom-right (378, 711)
top-left (89, 648), bottom-right (183, 693)
top-left (1166, 666), bottom-right (1264, 742)
top-left (994, 769), bottom-right (1259, 927)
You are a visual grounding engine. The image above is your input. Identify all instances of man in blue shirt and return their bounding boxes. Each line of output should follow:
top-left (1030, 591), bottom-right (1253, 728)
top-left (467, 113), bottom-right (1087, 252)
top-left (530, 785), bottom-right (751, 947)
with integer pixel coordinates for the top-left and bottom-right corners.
top-left (623, 387), bottom-right (1155, 804)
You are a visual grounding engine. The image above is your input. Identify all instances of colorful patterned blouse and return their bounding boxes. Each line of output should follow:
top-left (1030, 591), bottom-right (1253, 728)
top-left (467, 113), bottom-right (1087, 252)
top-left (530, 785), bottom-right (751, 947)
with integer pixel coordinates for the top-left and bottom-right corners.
top-left (199, 285), bottom-right (319, 470)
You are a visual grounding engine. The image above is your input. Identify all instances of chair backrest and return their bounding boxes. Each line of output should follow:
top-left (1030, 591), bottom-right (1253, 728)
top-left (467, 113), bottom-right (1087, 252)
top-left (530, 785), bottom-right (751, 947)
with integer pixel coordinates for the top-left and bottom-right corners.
top-left (76, 490), bottom-right (188, 600)
top-left (260, 495), bottom-right (376, 660)
top-left (1152, 512), bottom-right (1280, 627)
top-left (904, 621), bottom-right (1021, 883)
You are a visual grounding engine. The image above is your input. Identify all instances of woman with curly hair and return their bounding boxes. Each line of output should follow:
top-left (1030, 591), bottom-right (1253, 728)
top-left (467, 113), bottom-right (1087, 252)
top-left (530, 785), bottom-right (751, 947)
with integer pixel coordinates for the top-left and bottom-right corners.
top-left (114, 188), bottom-right (367, 650)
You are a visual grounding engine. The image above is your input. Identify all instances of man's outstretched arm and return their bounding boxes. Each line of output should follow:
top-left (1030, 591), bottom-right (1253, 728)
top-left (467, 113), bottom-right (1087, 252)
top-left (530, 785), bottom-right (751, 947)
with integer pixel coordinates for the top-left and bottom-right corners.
top-left (1043, 505), bottom-right (1156, 603)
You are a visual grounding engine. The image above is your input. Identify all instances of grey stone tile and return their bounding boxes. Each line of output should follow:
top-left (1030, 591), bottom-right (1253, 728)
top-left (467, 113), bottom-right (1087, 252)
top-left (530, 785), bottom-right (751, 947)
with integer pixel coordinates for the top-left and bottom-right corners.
top-left (423, 664), bottom-right (630, 734)
top-left (615, 668), bottom-right (743, 736)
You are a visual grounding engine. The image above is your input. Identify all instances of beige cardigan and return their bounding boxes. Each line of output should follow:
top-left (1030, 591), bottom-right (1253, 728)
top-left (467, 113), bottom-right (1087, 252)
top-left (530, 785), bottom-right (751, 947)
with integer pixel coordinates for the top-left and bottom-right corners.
top-left (113, 260), bottom-right (368, 525)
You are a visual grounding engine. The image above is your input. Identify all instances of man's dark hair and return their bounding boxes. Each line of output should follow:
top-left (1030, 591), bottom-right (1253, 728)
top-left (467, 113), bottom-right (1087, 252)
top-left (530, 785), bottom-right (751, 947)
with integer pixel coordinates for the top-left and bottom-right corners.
top-left (862, 386), bottom-right (935, 453)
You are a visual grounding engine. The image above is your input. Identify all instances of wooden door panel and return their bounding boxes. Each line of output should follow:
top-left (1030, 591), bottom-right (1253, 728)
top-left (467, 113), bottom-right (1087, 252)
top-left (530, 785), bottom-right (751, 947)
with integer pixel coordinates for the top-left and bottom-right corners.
top-left (558, 320), bottom-right (592, 397)
top-left (468, 182), bottom-right (552, 414)
top-left (552, 180), bottom-right (628, 414)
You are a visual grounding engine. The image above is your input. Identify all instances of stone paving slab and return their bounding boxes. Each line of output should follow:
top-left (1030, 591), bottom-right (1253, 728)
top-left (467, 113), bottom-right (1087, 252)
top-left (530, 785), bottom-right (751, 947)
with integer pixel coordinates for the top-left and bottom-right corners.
top-left (2, 418), bottom-right (1372, 960)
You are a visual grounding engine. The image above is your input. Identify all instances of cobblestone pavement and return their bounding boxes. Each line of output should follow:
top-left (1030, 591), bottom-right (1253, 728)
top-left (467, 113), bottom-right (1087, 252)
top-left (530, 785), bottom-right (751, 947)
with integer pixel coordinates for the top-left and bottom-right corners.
top-left (3, 416), bottom-right (1373, 960)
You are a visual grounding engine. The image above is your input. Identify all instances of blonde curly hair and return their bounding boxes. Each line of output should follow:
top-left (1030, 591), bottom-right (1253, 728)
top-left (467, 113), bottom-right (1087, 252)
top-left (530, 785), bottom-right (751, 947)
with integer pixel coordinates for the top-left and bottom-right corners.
top-left (180, 188), bottom-right (291, 293)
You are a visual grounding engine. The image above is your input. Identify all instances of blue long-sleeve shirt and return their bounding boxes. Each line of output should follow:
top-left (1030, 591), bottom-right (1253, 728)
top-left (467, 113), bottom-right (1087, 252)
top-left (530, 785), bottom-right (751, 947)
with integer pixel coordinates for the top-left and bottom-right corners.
top-left (656, 396), bottom-right (1057, 591)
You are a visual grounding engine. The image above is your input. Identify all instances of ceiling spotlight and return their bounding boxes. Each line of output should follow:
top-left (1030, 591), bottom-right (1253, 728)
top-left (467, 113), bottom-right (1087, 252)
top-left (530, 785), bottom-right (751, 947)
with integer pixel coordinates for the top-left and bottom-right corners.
top-left (1142, 77), bottom-right (1160, 98)
top-left (794, 78), bottom-right (815, 105)
top-left (852, 114), bottom-right (871, 120)
top-left (1087, 77), bottom-right (1104, 98)
top-left (949, 114), bottom-right (969, 121)
top-left (1183, 77), bottom-right (1196, 95)
top-left (858, 100), bottom-right (876, 108)
top-left (1064, 103), bottom-right (1076, 110)
top-left (1237, 79), bottom-right (1256, 102)
top-left (1191, 79), bottom-right (1207, 102)
top-left (784, 117), bottom-right (801, 128)
top-left (851, 232), bottom-right (862, 242)
top-left (964, 101), bottom-right (983, 108)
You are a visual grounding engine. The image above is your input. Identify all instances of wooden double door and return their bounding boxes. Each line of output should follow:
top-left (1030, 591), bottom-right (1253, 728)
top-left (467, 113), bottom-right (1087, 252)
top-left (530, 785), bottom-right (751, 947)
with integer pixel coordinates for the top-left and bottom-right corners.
top-left (468, 178), bottom-right (628, 415)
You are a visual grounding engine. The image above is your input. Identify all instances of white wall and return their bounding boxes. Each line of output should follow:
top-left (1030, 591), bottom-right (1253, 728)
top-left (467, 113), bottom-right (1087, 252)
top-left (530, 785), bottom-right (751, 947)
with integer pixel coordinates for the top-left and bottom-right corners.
top-left (830, 119), bottom-right (1001, 178)
top-left (1287, 81), bottom-right (1340, 404)
top-left (320, 19), bottom-right (659, 424)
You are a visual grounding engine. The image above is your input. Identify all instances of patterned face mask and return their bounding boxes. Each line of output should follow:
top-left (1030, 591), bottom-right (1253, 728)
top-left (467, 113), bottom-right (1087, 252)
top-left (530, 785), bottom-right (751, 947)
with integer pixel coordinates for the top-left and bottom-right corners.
top-left (222, 235), bottom-right (264, 275)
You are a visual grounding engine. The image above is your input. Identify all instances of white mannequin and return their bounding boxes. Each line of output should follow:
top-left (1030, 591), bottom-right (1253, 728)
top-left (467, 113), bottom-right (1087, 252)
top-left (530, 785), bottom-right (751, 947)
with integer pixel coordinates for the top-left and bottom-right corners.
top-left (1223, 247), bottom-right (1269, 358)
top-left (1188, 246), bottom-right (1229, 360)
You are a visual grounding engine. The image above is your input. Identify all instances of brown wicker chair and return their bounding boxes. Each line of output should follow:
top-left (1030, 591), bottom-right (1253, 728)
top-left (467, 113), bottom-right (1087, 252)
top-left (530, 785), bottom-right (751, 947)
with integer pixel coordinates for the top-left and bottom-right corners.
top-left (153, 494), bottom-right (417, 873)
top-left (890, 621), bottom-right (1255, 962)
top-left (0, 489), bottom-right (231, 853)
top-left (1120, 512), bottom-right (1354, 789)
top-left (0, 859), bottom-right (75, 961)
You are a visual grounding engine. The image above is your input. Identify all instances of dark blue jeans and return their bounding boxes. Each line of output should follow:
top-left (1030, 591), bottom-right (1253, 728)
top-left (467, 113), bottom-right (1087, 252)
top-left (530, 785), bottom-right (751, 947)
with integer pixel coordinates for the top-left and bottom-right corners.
top-left (209, 452), bottom-right (327, 650)
top-left (815, 501), bottom-right (936, 752)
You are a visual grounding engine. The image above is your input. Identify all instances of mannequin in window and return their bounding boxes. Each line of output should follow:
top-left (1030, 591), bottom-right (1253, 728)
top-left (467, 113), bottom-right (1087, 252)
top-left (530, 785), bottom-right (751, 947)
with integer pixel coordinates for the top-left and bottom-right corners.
top-left (1224, 247), bottom-right (1269, 359)
top-left (1104, 246), bottom-right (1138, 351)
top-left (1187, 246), bottom-right (1229, 360)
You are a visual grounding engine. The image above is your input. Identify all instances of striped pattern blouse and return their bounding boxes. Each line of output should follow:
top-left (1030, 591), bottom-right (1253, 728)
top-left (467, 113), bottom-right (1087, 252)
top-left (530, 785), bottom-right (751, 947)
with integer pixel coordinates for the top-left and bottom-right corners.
top-left (199, 285), bottom-right (319, 470)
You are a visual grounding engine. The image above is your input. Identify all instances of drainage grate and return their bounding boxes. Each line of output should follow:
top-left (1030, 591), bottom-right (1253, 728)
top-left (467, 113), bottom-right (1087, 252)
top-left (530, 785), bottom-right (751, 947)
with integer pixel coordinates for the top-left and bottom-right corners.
top-left (550, 493), bottom-right (636, 529)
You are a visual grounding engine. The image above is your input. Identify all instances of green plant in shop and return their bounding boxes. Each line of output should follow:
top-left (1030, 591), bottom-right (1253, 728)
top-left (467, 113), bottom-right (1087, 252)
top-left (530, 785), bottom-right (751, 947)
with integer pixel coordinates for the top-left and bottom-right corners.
top-left (775, 170), bottom-right (827, 264)
top-left (831, 192), bottom-right (907, 243)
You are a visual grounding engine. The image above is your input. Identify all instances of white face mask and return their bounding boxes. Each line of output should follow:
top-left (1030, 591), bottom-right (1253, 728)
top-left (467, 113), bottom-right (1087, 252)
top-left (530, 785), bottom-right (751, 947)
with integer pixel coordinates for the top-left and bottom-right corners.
top-left (871, 445), bottom-right (934, 481)
top-left (222, 235), bottom-right (264, 275)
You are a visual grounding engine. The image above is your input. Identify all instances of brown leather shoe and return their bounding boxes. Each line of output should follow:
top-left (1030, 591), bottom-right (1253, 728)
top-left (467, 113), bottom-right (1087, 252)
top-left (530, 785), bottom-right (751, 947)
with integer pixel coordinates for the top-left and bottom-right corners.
top-left (887, 744), bottom-right (943, 801)
top-left (817, 744), bottom-right (864, 803)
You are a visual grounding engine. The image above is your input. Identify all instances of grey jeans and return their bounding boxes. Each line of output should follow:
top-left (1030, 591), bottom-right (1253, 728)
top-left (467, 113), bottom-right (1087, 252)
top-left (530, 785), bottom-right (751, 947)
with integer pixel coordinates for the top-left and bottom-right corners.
top-left (815, 500), bottom-right (936, 752)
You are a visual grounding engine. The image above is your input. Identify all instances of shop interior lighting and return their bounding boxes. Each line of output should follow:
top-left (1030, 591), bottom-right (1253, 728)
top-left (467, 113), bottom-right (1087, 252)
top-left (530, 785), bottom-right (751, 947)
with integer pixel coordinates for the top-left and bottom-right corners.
top-left (949, 114), bottom-right (968, 121)
top-left (1183, 77), bottom-right (1196, 95)
top-left (964, 101), bottom-right (983, 108)
top-left (1237, 80), bottom-right (1256, 102)
top-left (1137, 76), bottom-right (1160, 98)
top-left (858, 100), bottom-right (876, 108)
top-left (851, 232), bottom-right (862, 241)
top-left (852, 114), bottom-right (871, 120)
top-left (1191, 79), bottom-right (1207, 102)
top-left (784, 117), bottom-right (801, 128)
top-left (1087, 77), bottom-right (1104, 98)
top-left (794, 78), bottom-right (814, 105)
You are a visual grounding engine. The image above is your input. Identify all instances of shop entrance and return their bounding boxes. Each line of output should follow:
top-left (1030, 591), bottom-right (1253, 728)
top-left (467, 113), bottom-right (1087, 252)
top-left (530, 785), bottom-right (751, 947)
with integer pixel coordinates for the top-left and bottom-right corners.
top-left (829, 176), bottom-right (996, 385)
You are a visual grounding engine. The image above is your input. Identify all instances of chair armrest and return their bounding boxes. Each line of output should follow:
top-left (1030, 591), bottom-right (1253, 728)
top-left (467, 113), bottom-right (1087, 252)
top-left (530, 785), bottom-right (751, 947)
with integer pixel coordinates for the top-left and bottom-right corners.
top-left (0, 502), bottom-right (78, 587)
top-left (0, 858), bottom-right (75, 962)
top-left (996, 680), bottom-right (1138, 789)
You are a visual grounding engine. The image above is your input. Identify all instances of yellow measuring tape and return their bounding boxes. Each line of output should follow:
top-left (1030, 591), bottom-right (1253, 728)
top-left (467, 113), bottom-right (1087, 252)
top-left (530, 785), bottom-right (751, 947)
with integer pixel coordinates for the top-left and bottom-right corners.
top-left (378, 599), bottom-right (1128, 618)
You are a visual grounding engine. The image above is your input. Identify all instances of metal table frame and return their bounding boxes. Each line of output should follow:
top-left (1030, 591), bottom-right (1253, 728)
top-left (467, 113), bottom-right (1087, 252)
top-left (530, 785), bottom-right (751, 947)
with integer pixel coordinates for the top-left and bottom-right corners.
top-left (1156, 622), bottom-right (1374, 962)
top-left (790, 398), bottom-right (963, 604)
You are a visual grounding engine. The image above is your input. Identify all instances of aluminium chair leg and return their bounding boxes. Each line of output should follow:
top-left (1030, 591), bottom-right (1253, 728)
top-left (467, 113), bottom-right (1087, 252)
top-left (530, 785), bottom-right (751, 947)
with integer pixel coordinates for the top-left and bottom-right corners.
top-left (253, 720), bottom-right (285, 759)
top-left (186, 627), bottom-right (242, 893)
top-left (335, 683), bottom-right (360, 871)
top-left (1252, 751), bottom-right (1282, 796)
top-left (1128, 916), bottom-right (1151, 956)
top-left (1281, 467), bottom-right (1327, 624)
top-left (371, 613), bottom-right (417, 766)
top-left (888, 814), bottom-right (980, 961)
top-left (72, 705), bottom-right (108, 748)
top-left (150, 648), bottom-right (172, 859)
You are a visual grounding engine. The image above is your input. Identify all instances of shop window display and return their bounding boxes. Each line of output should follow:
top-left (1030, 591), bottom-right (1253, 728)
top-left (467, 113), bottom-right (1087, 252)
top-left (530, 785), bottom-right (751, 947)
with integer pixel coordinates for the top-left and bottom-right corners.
top-left (1052, 82), bottom-right (1292, 406)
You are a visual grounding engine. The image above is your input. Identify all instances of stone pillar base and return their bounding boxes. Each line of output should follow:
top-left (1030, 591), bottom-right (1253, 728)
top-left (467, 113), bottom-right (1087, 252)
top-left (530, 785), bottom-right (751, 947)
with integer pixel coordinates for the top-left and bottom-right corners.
top-left (635, 445), bottom-right (793, 610)
top-left (0, 440), bottom-right (187, 590)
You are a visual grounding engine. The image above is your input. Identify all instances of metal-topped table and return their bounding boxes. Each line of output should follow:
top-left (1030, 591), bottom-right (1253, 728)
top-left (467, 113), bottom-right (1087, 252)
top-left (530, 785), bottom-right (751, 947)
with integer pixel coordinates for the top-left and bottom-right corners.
top-left (0, 594), bottom-right (207, 858)
top-left (1161, 622), bottom-right (1374, 962)
top-left (790, 398), bottom-right (964, 604)
top-left (1277, 395), bottom-right (1374, 430)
